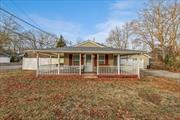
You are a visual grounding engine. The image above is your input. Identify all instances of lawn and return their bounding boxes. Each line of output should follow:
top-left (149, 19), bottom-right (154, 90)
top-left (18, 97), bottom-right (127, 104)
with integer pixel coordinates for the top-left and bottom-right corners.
top-left (0, 70), bottom-right (180, 119)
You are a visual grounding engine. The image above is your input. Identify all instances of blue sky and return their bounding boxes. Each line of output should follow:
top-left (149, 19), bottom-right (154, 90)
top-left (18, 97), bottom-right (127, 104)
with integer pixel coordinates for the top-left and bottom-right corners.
top-left (1, 0), bottom-right (146, 43)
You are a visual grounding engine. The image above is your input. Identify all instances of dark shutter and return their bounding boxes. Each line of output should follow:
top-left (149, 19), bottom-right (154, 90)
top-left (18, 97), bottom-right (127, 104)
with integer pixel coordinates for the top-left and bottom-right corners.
top-left (81, 54), bottom-right (84, 65)
top-left (69, 54), bottom-right (72, 65)
top-left (94, 54), bottom-right (97, 66)
top-left (105, 54), bottom-right (108, 65)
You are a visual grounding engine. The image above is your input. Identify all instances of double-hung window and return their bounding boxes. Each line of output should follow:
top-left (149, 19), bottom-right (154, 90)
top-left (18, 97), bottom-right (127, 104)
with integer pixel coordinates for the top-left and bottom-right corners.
top-left (72, 54), bottom-right (79, 65)
top-left (99, 54), bottom-right (105, 65)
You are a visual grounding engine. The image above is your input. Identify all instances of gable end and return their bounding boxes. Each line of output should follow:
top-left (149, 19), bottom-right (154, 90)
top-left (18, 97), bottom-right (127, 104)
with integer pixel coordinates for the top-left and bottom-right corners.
top-left (75, 41), bottom-right (105, 48)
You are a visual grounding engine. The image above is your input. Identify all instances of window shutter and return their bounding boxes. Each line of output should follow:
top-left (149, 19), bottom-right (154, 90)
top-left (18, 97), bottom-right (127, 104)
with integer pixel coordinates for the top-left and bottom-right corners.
top-left (69, 54), bottom-right (72, 65)
top-left (94, 54), bottom-right (97, 66)
top-left (81, 54), bottom-right (84, 65)
top-left (105, 54), bottom-right (108, 65)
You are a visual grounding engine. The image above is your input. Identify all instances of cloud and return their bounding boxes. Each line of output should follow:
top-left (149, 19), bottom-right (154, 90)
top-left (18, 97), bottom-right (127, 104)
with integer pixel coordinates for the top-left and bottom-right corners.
top-left (85, 20), bottom-right (124, 42)
top-left (85, 0), bottom-right (144, 43)
top-left (110, 0), bottom-right (134, 10)
top-left (96, 20), bottom-right (124, 31)
top-left (85, 0), bottom-right (134, 43)
top-left (29, 14), bottom-right (82, 42)
top-left (28, 1), bottom-right (144, 44)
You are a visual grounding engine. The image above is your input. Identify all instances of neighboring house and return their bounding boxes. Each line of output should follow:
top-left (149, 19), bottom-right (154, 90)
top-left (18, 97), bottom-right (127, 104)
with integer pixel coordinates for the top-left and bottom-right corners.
top-left (23, 41), bottom-right (149, 78)
top-left (0, 52), bottom-right (10, 63)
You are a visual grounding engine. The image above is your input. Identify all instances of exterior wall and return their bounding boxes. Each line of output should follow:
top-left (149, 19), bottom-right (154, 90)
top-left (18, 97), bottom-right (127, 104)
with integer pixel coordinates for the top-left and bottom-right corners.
top-left (0, 57), bottom-right (10, 63)
top-left (77, 42), bottom-right (101, 47)
top-left (22, 58), bottom-right (58, 70)
top-left (129, 54), bottom-right (150, 68)
top-left (65, 54), bottom-right (115, 66)
top-left (64, 53), bottom-right (69, 65)
top-left (108, 54), bottom-right (114, 66)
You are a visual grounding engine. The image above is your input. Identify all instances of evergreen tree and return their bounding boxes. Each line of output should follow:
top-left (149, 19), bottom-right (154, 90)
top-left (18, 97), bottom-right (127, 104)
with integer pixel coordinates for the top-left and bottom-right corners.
top-left (56, 35), bottom-right (66, 48)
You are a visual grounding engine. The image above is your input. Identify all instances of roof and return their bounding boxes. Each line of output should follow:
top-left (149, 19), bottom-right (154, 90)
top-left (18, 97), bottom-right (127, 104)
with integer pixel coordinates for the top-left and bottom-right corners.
top-left (25, 41), bottom-right (146, 54)
top-left (0, 52), bottom-right (10, 57)
top-left (25, 47), bottom-right (145, 54)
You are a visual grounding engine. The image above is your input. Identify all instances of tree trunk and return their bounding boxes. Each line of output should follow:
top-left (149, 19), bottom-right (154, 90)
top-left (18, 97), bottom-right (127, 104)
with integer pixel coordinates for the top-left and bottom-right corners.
top-left (162, 46), bottom-right (166, 61)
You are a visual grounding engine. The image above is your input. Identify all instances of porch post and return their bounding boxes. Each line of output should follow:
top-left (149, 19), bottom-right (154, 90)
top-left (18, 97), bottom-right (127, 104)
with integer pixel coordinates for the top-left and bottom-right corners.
top-left (137, 63), bottom-right (140, 79)
top-left (79, 53), bottom-right (81, 75)
top-left (58, 53), bottom-right (60, 75)
top-left (117, 54), bottom-right (120, 75)
top-left (36, 52), bottom-right (39, 77)
top-left (50, 55), bottom-right (52, 71)
top-left (97, 54), bottom-right (99, 75)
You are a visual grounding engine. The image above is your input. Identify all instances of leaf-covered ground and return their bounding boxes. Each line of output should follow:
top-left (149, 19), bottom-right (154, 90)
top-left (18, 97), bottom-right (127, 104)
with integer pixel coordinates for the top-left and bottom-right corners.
top-left (0, 70), bottom-right (180, 120)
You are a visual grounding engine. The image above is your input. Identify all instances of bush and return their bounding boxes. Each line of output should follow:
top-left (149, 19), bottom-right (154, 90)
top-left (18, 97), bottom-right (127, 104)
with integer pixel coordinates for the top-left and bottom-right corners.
top-left (10, 56), bottom-right (20, 62)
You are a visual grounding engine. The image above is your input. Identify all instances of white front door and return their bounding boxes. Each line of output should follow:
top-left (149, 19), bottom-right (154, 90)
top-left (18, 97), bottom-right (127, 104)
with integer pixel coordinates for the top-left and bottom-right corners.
top-left (85, 54), bottom-right (93, 72)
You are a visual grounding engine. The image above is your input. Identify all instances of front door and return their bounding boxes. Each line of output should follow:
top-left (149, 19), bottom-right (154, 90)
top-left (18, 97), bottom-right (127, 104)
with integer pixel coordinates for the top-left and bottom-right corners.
top-left (85, 54), bottom-right (93, 72)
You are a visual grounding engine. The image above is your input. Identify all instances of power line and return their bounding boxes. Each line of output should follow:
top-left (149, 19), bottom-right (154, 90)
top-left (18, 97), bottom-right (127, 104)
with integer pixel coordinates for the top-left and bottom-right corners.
top-left (0, 10), bottom-right (31, 33)
top-left (1, 24), bottom-right (36, 41)
top-left (0, 7), bottom-right (57, 39)
top-left (9, 0), bottom-right (41, 28)
top-left (0, 1), bottom-right (36, 32)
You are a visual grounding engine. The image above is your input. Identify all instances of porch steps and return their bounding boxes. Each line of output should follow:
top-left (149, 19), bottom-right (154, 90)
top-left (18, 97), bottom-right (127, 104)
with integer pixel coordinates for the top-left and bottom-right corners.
top-left (82, 74), bottom-right (98, 78)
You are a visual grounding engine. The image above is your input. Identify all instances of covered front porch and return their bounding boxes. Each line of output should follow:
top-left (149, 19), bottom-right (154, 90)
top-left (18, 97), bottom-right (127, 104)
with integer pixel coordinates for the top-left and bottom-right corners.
top-left (35, 52), bottom-right (142, 78)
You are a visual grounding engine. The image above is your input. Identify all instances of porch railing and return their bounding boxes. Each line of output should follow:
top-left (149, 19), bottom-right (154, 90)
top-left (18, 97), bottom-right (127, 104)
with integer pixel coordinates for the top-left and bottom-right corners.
top-left (98, 65), bottom-right (138, 75)
top-left (39, 64), bottom-right (79, 75)
top-left (39, 64), bottom-right (58, 75)
top-left (120, 65), bottom-right (138, 75)
top-left (38, 64), bottom-right (139, 76)
top-left (99, 66), bottom-right (118, 75)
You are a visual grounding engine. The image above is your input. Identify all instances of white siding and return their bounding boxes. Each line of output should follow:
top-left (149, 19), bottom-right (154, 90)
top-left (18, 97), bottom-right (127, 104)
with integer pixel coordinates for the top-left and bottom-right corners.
top-left (120, 58), bottom-right (144, 69)
top-left (0, 57), bottom-right (10, 63)
top-left (22, 58), bottom-right (58, 70)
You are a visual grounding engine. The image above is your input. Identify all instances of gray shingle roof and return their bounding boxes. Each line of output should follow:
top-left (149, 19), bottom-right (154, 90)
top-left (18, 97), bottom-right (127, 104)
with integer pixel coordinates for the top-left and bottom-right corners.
top-left (26, 47), bottom-right (145, 54)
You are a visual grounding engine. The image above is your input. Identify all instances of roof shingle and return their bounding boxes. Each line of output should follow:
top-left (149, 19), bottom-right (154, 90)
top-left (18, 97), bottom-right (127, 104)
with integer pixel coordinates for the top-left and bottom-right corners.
top-left (26, 47), bottom-right (145, 54)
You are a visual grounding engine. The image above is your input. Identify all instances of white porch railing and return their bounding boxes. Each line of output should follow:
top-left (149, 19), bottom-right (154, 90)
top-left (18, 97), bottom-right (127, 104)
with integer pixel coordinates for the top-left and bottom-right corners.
top-left (99, 66), bottom-right (118, 75)
top-left (39, 65), bottom-right (79, 75)
top-left (38, 64), bottom-right (139, 76)
top-left (120, 65), bottom-right (138, 75)
top-left (99, 65), bottom-right (138, 75)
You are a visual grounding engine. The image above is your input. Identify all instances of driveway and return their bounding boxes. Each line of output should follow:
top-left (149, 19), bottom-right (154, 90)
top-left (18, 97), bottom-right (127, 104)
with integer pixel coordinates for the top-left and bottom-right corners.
top-left (0, 63), bottom-right (22, 71)
top-left (141, 69), bottom-right (180, 80)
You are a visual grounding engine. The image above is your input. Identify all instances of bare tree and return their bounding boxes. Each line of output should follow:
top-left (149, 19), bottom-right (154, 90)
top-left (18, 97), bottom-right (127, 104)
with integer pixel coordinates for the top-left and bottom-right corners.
top-left (0, 16), bottom-right (24, 54)
top-left (136, 0), bottom-right (180, 61)
top-left (131, 19), bottom-right (157, 58)
top-left (22, 30), bottom-right (57, 49)
top-left (130, 0), bottom-right (180, 62)
top-left (106, 22), bottom-right (132, 49)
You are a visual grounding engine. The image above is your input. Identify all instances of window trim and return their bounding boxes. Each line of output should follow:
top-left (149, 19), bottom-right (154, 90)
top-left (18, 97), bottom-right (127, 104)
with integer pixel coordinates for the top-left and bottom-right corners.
top-left (72, 54), bottom-right (80, 65)
top-left (99, 54), bottom-right (105, 65)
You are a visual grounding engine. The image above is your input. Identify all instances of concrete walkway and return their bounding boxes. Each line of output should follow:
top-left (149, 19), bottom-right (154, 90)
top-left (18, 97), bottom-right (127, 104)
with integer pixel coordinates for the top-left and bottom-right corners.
top-left (141, 69), bottom-right (180, 80)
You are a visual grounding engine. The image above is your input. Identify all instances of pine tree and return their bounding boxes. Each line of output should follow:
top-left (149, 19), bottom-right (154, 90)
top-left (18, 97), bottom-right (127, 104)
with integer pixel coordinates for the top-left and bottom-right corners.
top-left (56, 35), bottom-right (66, 48)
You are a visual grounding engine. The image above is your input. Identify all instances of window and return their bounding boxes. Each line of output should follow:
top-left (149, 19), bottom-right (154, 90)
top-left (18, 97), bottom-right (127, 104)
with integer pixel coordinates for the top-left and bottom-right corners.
top-left (60, 56), bottom-right (64, 65)
top-left (99, 54), bottom-right (105, 64)
top-left (72, 54), bottom-right (79, 65)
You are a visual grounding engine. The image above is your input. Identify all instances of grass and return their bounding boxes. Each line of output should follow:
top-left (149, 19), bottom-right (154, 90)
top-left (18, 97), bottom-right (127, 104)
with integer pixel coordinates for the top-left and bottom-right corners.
top-left (0, 70), bottom-right (180, 119)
